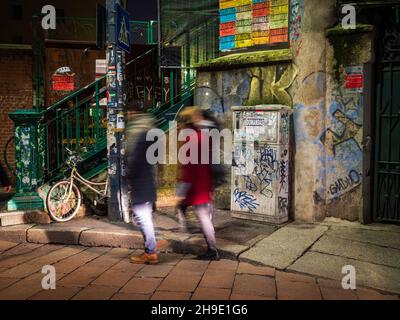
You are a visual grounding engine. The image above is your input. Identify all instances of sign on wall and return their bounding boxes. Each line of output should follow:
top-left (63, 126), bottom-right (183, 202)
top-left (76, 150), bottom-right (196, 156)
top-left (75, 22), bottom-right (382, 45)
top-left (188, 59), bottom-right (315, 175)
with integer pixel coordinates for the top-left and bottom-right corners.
top-left (345, 66), bottom-right (364, 93)
top-left (219, 0), bottom-right (289, 52)
top-left (95, 59), bottom-right (107, 80)
top-left (52, 66), bottom-right (75, 92)
top-left (52, 75), bottom-right (75, 91)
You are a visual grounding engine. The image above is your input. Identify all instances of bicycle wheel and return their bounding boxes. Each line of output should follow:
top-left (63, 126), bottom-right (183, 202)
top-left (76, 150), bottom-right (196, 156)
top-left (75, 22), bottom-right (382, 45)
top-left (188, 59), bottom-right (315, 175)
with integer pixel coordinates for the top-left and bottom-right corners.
top-left (46, 180), bottom-right (82, 222)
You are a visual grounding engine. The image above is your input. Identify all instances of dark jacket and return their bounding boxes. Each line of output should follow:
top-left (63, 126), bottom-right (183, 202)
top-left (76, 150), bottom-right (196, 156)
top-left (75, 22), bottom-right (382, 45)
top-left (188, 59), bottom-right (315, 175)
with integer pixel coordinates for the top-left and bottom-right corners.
top-left (126, 114), bottom-right (157, 205)
top-left (0, 164), bottom-right (11, 187)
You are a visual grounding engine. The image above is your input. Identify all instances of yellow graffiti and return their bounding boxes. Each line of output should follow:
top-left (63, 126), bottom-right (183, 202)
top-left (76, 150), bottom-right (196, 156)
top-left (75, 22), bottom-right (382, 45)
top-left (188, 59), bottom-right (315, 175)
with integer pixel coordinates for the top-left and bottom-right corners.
top-left (247, 64), bottom-right (298, 107)
top-left (272, 64), bottom-right (299, 107)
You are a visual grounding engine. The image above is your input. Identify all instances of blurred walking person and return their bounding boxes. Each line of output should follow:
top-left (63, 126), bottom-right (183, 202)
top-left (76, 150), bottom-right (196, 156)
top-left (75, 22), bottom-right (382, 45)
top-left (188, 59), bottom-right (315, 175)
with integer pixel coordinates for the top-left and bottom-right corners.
top-left (125, 100), bottom-right (166, 265)
top-left (176, 107), bottom-right (220, 261)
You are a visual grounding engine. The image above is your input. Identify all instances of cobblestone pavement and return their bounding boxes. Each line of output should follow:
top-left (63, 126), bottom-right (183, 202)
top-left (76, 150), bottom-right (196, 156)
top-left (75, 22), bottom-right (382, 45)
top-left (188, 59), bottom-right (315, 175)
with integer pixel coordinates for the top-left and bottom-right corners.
top-left (0, 241), bottom-right (399, 300)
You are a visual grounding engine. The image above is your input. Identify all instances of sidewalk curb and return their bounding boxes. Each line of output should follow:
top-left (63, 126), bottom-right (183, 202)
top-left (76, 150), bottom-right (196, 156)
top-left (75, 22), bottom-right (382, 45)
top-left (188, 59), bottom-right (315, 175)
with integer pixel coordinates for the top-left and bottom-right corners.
top-left (0, 223), bottom-right (251, 260)
top-left (0, 224), bottom-right (34, 243)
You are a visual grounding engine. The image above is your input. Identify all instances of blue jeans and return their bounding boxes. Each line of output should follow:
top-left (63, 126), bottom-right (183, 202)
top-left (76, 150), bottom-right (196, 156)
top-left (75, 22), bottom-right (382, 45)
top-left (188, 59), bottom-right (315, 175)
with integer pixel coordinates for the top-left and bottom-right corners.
top-left (132, 202), bottom-right (157, 254)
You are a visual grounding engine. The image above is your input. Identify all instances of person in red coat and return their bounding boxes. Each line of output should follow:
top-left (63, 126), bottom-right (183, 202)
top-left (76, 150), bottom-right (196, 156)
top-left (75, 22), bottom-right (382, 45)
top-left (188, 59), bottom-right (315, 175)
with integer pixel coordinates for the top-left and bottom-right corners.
top-left (176, 107), bottom-right (219, 261)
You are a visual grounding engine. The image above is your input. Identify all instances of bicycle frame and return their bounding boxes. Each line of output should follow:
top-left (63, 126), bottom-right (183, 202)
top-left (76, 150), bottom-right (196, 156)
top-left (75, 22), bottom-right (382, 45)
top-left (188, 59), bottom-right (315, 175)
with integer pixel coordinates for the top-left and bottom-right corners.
top-left (64, 166), bottom-right (109, 203)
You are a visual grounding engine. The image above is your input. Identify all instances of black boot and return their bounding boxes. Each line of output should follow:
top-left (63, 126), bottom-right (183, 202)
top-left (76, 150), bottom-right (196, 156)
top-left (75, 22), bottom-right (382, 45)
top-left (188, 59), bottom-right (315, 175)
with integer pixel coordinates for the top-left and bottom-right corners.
top-left (197, 248), bottom-right (220, 261)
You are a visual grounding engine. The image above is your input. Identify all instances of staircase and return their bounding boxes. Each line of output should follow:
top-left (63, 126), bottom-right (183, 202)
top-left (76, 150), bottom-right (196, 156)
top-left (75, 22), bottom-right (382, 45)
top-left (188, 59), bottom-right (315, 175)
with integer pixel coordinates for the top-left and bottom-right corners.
top-left (37, 48), bottom-right (195, 185)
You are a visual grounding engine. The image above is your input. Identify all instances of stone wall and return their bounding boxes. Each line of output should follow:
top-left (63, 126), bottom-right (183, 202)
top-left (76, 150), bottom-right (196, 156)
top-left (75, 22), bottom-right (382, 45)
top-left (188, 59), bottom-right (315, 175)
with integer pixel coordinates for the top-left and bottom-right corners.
top-left (290, 0), bottom-right (337, 222)
top-left (323, 29), bottom-right (374, 221)
top-left (162, 0), bottom-right (376, 223)
top-left (193, 0), bottom-right (346, 222)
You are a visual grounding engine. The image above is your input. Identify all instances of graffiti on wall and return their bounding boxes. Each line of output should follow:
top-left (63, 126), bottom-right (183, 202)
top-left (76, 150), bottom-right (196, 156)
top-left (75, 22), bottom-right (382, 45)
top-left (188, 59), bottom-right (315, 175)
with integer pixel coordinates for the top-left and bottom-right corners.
top-left (232, 111), bottom-right (290, 217)
top-left (233, 188), bottom-right (260, 212)
top-left (247, 64), bottom-right (299, 107)
top-left (321, 66), bottom-right (364, 201)
top-left (128, 75), bottom-right (181, 109)
top-left (195, 64), bottom-right (298, 114)
top-left (280, 112), bottom-right (290, 145)
top-left (234, 144), bottom-right (289, 215)
top-left (290, 0), bottom-right (305, 57)
top-left (292, 65), bottom-right (364, 209)
top-left (233, 144), bottom-right (279, 209)
top-left (278, 196), bottom-right (289, 216)
top-left (328, 169), bottom-right (362, 197)
top-left (320, 109), bottom-right (362, 157)
top-left (255, 145), bottom-right (278, 198)
top-left (279, 149), bottom-right (289, 193)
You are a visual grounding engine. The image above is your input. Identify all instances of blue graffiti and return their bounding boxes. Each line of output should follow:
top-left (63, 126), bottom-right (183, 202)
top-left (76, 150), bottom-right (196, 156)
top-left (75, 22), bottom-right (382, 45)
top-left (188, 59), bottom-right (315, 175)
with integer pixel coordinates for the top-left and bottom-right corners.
top-left (254, 166), bottom-right (273, 198)
top-left (259, 146), bottom-right (278, 172)
top-left (244, 176), bottom-right (258, 192)
top-left (254, 146), bottom-right (278, 198)
top-left (233, 189), bottom-right (260, 213)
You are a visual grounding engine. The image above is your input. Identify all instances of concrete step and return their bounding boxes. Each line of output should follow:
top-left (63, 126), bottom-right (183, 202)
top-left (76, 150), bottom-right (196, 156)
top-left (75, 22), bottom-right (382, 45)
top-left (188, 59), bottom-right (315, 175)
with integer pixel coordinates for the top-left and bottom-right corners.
top-left (0, 210), bottom-right (51, 227)
top-left (0, 211), bottom-right (26, 226)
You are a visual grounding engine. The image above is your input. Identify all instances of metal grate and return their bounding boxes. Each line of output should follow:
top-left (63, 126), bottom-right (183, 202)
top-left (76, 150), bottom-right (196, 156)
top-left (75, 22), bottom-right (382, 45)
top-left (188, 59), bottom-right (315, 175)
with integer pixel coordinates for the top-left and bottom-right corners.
top-left (374, 14), bottom-right (400, 223)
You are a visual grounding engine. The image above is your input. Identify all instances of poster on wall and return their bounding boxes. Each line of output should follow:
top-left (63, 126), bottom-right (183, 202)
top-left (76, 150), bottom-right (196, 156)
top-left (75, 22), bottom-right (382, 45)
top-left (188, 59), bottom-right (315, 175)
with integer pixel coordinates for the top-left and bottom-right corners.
top-left (52, 66), bottom-right (75, 92)
top-left (52, 75), bottom-right (75, 91)
top-left (345, 66), bottom-right (364, 93)
top-left (95, 59), bottom-right (108, 106)
top-left (219, 0), bottom-right (289, 52)
top-left (95, 59), bottom-right (107, 80)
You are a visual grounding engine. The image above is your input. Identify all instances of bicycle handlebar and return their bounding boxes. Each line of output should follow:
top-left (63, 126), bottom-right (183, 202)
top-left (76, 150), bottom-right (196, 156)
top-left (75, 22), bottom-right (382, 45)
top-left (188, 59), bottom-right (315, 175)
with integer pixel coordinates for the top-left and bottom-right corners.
top-left (65, 148), bottom-right (86, 167)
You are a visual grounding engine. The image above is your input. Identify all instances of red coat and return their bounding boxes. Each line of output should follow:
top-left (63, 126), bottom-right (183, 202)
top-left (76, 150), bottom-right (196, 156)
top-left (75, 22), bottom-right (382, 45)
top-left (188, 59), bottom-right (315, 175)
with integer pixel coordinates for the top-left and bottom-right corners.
top-left (180, 129), bottom-right (213, 206)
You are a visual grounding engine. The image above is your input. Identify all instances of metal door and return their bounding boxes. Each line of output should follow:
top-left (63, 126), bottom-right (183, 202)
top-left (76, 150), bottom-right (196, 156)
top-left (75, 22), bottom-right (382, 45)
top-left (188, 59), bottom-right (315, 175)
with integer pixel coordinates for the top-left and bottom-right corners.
top-left (374, 14), bottom-right (400, 223)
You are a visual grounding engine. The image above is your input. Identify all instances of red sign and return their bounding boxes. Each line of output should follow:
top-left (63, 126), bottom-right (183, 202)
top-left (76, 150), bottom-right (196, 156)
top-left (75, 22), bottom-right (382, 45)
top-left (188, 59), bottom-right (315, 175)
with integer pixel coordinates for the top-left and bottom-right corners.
top-left (345, 75), bottom-right (363, 89)
top-left (345, 67), bottom-right (363, 93)
top-left (52, 74), bottom-right (75, 91)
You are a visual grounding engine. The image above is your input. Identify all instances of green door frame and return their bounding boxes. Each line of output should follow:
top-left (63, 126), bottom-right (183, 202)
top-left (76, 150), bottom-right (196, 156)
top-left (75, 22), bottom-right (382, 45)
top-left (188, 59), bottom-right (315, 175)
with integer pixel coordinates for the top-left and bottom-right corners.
top-left (372, 10), bottom-right (400, 223)
top-left (362, 61), bottom-right (375, 224)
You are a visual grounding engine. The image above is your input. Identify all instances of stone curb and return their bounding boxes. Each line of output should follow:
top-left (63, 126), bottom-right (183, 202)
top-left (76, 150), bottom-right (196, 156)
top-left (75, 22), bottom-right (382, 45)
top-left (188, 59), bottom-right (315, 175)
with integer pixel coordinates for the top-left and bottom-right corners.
top-left (79, 228), bottom-right (144, 249)
top-left (0, 223), bottom-right (250, 260)
top-left (238, 255), bottom-right (277, 269)
top-left (0, 210), bottom-right (52, 227)
top-left (0, 224), bottom-right (34, 243)
top-left (27, 226), bottom-right (90, 245)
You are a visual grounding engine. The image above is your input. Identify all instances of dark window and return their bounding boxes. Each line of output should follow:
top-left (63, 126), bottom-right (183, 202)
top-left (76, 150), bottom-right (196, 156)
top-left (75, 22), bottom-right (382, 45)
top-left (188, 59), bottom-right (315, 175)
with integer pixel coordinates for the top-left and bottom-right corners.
top-left (11, 4), bottom-right (23, 20)
top-left (12, 35), bottom-right (23, 43)
top-left (56, 9), bottom-right (65, 24)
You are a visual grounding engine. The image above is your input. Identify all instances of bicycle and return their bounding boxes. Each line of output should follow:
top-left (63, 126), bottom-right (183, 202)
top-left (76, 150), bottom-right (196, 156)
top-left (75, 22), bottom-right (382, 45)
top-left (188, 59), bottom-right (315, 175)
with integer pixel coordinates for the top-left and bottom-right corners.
top-left (46, 148), bottom-right (109, 222)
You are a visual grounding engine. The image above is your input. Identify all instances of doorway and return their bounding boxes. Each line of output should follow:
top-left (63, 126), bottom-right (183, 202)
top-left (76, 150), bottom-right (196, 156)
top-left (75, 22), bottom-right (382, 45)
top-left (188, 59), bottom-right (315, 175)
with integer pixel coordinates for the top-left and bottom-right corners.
top-left (373, 9), bottom-right (400, 223)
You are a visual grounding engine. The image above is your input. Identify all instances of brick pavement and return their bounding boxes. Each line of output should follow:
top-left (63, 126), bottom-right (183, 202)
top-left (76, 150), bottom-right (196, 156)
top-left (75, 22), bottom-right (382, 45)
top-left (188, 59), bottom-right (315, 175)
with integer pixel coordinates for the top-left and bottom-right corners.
top-left (0, 241), bottom-right (399, 300)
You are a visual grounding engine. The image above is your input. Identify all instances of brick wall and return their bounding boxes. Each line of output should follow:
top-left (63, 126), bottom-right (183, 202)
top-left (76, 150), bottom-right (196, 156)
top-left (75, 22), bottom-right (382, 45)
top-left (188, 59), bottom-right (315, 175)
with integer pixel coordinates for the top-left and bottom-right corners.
top-left (45, 47), bottom-right (105, 106)
top-left (0, 49), bottom-right (33, 184)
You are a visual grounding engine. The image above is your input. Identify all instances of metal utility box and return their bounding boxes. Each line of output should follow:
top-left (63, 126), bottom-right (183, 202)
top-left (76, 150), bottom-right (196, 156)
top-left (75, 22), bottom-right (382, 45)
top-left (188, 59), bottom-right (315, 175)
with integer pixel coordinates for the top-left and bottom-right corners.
top-left (231, 105), bottom-right (292, 224)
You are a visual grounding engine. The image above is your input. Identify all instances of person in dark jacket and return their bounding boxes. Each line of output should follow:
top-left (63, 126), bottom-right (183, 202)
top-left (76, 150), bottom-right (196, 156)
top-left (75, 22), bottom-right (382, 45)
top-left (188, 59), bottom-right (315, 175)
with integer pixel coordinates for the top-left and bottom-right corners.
top-left (125, 101), bottom-right (166, 265)
top-left (0, 163), bottom-right (11, 193)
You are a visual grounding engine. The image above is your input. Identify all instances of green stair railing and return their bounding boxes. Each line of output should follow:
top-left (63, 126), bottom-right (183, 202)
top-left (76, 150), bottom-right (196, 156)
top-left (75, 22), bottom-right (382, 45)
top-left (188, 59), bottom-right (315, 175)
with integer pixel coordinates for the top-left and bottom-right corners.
top-left (39, 48), bottom-right (195, 181)
top-left (152, 80), bottom-right (196, 132)
top-left (126, 47), bottom-right (195, 112)
top-left (38, 76), bottom-right (108, 183)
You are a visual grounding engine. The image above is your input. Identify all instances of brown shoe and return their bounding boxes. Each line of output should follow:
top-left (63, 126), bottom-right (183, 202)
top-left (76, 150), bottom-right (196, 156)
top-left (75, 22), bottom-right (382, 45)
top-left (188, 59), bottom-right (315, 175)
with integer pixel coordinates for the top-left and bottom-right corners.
top-left (156, 239), bottom-right (170, 251)
top-left (129, 252), bottom-right (159, 265)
